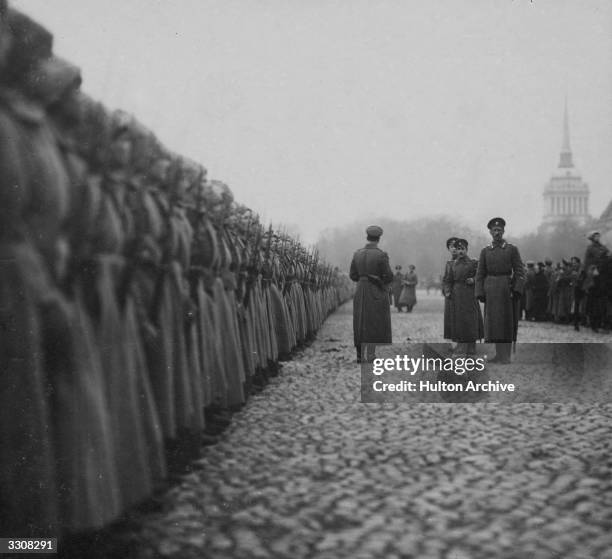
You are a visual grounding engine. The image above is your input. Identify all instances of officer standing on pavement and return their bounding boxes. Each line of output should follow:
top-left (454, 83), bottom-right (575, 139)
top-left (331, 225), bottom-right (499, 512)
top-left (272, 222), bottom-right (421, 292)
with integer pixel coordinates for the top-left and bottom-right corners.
top-left (349, 225), bottom-right (393, 363)
top-left (443, 237), bottom-right (459, 341)
top-left (475, 217), bottom-right (525, 364)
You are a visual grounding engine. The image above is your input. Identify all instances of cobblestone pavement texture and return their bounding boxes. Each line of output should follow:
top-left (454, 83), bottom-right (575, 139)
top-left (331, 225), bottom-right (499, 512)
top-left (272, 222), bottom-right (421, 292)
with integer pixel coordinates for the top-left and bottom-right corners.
top-left (90, 291), bottom-right (612, 559)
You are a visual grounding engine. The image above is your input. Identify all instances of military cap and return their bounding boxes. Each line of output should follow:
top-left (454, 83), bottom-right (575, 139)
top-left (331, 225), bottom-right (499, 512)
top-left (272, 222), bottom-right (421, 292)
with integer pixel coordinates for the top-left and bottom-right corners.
top-left (455, 238), bottom-right (468, 249)
top-left (130, 123), bottom-right (158, 172)
top-left (110, 110), bottom-right (132, 140)
top-left (366, 225), bottom-right (383, 238)
top-left (537, 261), bottom-right (545, 268)
top-left (544, 258), bottom-right (553, 265)
top-left (26, 56), bottom-right (81, 107)
top-left (487, 217), bottom-right (506, 229)
top-left (446, 237), bottom-right (459, 249)
top-left (587, 231), bottom-right (600, 241)
top-left (526, 261), bottom-right (534, 267)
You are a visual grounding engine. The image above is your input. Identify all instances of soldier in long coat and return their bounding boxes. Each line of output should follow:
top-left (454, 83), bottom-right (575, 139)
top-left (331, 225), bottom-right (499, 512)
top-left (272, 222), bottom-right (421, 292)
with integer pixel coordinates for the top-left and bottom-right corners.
top-left (523, 261), bottom-right (535, 320)
top-left (475, 217), bottom-right (525, 364)
top-left (553, 259), bottom-right (574, 323)
top-left (445, 239), bottom-right (483, 355)
top-left (531, 262), bottom-right (549, 322)
top-left (583, 231), bottom-right (609, 272)
top-left (583, 231), bottom-right (609, 330)
top-left (399, 264), bottom-right (418, 312)
top-left (349, 225), bottom-right (393, 362)
top-left (391, 265), bottom-right (404, 311)
top-left (442, 237), bottom-right (459, 340)
top-left (543, 258), bottom-right (554, 319)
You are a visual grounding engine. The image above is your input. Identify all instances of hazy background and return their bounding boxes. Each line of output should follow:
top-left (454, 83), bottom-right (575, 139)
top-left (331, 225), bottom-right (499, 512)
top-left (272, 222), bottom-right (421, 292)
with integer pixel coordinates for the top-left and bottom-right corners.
top-left (13, 0), bottom-right (612, 252)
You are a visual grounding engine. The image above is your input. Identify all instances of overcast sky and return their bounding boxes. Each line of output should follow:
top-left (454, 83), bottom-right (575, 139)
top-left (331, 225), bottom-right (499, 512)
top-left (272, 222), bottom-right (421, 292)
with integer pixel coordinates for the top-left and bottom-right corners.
top-left (13, 0), bottom-right (612, 243)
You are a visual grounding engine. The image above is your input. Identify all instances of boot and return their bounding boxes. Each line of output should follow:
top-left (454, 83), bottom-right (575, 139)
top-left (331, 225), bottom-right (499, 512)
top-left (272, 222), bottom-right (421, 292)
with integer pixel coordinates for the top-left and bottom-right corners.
top-left (364, 343), bottom-right (377, 363)
top-left (490, 342), bottom-right (511, 364)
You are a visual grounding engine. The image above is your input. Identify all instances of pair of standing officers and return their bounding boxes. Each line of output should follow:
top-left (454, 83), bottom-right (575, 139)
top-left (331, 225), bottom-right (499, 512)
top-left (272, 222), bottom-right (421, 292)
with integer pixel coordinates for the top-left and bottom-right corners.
top-left (444, 218), bottom-right (524, 363)
top-left (350, 218), bottom-right (524, 364)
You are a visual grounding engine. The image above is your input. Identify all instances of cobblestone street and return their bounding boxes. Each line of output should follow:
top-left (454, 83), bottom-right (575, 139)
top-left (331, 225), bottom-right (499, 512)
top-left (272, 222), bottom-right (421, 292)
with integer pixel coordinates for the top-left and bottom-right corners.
top-left (90, 292), bottom-right (612, 559)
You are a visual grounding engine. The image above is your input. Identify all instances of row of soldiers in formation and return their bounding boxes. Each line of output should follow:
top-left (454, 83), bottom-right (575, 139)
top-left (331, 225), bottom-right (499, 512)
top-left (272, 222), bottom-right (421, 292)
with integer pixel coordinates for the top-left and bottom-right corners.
top-left (519, 231), bottom-right (611, 332)
top-left (0, 4), bottom-right (353, 536)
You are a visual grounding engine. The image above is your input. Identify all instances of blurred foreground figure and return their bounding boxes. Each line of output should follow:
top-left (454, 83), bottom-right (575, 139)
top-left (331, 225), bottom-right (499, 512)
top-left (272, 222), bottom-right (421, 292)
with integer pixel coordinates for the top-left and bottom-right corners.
top-left (475, 218), bottom-right (525, 364)
top-left (349, 225), bottom-right (393, 362)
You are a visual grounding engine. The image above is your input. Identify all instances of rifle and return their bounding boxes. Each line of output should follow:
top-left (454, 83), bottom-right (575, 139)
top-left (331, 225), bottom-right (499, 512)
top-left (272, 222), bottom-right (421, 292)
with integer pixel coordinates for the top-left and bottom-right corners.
top-left (244, 220), bottom-right (263, 307)
top-left (237, 212), bottom-right (252, 299)
top-left (264, 223), bottom-right (273, 279)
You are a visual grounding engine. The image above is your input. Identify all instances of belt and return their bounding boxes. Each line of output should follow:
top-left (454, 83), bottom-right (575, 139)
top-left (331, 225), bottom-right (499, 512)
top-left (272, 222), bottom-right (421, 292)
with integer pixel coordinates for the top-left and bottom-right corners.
top-left (487, 273), bottom-right (511, 277)
top-left (358, 276), bottom-right (370, 282)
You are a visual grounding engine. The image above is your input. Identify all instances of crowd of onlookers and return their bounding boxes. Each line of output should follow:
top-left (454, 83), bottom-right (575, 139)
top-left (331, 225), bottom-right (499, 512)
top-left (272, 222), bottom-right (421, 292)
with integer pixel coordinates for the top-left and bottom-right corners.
top-left (520, 232), bottom-right (611, 333)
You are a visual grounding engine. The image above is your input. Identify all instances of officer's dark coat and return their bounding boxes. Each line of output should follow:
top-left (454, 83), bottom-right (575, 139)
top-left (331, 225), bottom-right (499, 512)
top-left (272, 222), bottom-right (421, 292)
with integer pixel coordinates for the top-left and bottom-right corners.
top-left (584, 242), bottom-right (609, 272)
top-left (447, 256), bottom-right (483, 342)
top-left (553, 267), bottom-right (574, 321)
top-left (442, 259), bottom-right (455, 339)
top-left (475, 241), bottom-right (525, 342)
top-left (531, 270), bottom-right (549, 321)
top-left (391, 271), bottom-right (404, 307)
top-left (349, 243), bottom-right (393, 346)
top-left (524, 267), bottom-right (535, 315)
top-left (398, 271), bottom-right (418, 308)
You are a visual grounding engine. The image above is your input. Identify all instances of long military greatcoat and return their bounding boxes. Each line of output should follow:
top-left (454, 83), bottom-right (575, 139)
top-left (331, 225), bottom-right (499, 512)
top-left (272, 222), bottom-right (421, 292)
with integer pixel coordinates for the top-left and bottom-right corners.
top-left (553, 267), bottom-right (574, 321)
top-left (584, 241), bottom-right (609, 272)
top-left (442, 259), bottom-right (456, 339)
top-left (398, 270), bottom-right (418, 309)
top-left (349, 243), bottom-right (393, 346)
top-left (530, 270), bottom-right (549, 321)
top-left (447, 256), bottom-right (483, 342)
top-left (391, 271), bottom-right (404, 307)
top-left (475, 241), bottom-right (525, 343)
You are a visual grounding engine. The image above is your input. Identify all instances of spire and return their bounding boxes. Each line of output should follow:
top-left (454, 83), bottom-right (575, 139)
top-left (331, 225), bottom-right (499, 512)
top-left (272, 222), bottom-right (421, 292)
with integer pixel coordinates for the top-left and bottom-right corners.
top-left (559, 97), bottom-right (573, 168)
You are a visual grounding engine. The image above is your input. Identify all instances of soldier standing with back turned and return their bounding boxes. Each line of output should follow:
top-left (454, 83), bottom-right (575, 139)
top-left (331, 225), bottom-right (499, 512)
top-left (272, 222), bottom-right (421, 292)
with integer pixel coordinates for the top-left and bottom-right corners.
top-left (350, 225), bottom-right (393, 363)
top-left (475, 217), bottom-right (525, 364)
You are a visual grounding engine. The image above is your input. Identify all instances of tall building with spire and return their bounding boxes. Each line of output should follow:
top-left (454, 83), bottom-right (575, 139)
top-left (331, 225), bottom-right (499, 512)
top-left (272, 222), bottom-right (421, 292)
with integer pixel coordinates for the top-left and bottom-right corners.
top-left (541, 101), bottom-right (590, 231)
